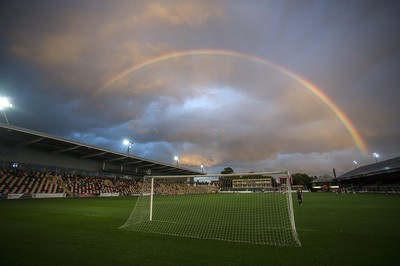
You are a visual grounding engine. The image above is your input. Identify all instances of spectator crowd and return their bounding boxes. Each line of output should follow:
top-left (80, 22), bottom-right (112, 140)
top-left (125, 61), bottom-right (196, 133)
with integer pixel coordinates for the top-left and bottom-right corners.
top-left (0, 168), bottom-right (217, 197)
top-left (0, 168), bottom-right (141, 196)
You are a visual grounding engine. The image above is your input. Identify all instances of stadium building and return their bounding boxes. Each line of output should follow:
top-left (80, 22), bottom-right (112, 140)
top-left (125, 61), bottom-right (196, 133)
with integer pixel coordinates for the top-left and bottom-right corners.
top-left (310, 174), bottom-right (338, 192)
top-left (0, 124), bottom-right (203, 198)
top-left (0, 124), bottom-right (202, 177)
top-left (335, 156), bottom-right (400, 194)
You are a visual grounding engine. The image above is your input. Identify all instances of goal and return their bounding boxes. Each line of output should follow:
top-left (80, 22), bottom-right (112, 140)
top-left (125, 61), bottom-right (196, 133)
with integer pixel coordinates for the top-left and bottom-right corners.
top-left (119, 171), bottom-right (301, 247)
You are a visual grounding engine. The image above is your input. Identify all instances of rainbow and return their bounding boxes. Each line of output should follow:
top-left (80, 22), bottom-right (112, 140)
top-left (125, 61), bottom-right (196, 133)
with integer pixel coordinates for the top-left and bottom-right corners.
top-left (100, 49), bottom-right (368, 154)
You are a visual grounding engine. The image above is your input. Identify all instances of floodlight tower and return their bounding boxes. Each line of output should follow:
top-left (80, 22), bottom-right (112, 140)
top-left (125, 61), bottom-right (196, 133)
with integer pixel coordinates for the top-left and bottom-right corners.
top-left (174, 156), bottom-right (180, 166)
top-left (373, 153), bottom-right (379, 163)
top-left (353, 160), bottom-right (357, 168)
top-left (0, 97), bottom-right (12, 125)
top-left (123, 139), bottom-right (134, 155)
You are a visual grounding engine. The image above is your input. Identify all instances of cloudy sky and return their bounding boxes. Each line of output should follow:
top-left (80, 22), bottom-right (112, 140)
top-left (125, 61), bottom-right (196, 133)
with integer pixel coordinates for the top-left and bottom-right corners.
top-left (1, 0), bottom-right (399, 176)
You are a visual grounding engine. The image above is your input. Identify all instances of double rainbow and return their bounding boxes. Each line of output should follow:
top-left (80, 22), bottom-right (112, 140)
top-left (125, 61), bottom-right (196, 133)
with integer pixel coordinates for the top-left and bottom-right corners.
top-left (100, 49), bottom-right (368, 154)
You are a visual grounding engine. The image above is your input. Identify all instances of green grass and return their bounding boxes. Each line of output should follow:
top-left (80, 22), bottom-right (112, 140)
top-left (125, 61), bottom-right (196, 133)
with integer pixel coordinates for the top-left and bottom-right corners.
top-left (0, 193), bottom-right (399, 266)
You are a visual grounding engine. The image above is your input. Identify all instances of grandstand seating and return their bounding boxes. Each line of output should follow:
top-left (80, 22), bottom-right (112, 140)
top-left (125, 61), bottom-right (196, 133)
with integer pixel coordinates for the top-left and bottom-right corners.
top-left (0, 168), bottom-right (221, 198)
top-left (0, 168), bottom-right (142, 197)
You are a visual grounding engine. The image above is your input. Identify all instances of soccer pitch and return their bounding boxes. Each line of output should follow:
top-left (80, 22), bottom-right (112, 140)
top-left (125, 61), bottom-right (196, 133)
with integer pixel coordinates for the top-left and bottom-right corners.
top-left (0, 193), bottom-right (399, 266)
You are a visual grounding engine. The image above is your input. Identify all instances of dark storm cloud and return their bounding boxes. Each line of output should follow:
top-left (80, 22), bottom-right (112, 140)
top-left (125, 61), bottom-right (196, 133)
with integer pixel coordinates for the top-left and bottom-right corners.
top-left (1, 0), bottom-right (399, 175)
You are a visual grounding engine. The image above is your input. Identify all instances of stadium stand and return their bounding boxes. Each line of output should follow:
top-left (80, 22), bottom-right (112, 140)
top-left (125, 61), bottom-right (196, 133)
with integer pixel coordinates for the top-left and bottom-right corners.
top-left (0, 124), bottom-right (203, 177)
top-left (0, 123), bottom-right (205, 199)
top-left (336, 156), bottom-right (400, 194)
top-left (0, 168), bottom-right (219, 199)
top-left (310, 174), bottom-right (339, 192)
top-left (0, 168), bottom-right (142, 198)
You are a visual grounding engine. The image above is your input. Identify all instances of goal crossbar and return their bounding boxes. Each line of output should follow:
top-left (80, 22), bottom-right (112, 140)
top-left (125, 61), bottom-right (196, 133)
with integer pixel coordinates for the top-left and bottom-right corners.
top-left (147, 171), bottom-right (289, 179)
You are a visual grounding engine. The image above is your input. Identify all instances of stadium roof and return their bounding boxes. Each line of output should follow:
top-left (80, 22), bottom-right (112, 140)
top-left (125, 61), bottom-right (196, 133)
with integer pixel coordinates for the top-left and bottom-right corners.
top-left (0, 123), bottom-right (203, 176)
top-left (336, 156), bottom-right (400, 181)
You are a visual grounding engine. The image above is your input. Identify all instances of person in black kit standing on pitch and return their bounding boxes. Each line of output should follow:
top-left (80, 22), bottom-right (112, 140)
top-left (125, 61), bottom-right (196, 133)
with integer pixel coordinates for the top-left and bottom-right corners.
top-left (297, 188), bottom-right (303, 206)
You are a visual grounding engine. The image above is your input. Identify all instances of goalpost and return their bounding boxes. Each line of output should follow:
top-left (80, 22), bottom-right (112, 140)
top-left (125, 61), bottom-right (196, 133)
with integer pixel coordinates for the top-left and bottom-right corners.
top-left (119, 171), bottom-right (301, 247)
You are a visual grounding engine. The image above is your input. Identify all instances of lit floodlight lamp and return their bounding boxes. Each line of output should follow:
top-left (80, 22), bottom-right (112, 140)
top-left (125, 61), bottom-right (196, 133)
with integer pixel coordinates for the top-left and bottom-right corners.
top-left (353, 160), bottom-right (357, 168)
top-left (373, 153), bottom-right (379, 163)
top-left (0, 97), bottom-right (12, 125)
top-left (123, 139), bottom-right (134, 154)
top-left (174, 156), bottom-right (180, 166)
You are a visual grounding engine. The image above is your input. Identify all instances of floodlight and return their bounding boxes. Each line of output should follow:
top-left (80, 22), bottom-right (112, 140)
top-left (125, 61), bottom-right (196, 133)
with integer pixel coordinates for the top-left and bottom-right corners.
top-left (123, 139), bottom-right (134, 154)
top-left (373, 153), bottom-right (379, 163)
top-left (174, 156), bottom-right (180, 166)
top-left (0, 97), bottom-right (12, 125)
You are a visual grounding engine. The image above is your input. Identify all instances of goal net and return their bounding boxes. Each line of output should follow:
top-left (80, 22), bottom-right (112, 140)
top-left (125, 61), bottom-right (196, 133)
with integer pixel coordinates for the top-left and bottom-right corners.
top-left (119, 171), bottom-right (301, 247)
